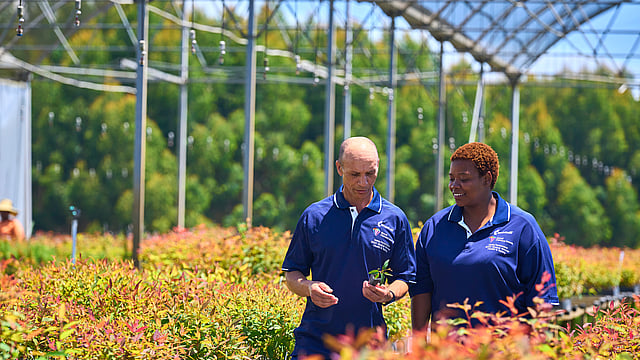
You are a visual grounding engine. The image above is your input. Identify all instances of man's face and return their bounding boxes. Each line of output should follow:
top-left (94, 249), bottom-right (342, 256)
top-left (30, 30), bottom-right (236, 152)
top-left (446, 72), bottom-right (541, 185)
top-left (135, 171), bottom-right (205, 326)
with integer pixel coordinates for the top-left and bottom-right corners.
top-left (336, 150), bottom-right (379, 206)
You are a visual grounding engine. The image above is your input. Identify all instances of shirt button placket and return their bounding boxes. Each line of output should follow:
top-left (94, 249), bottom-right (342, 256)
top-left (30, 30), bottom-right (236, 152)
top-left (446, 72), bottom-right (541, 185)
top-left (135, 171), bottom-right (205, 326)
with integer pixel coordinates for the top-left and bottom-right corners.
top-left (349, 207), bottom-right (358, 237)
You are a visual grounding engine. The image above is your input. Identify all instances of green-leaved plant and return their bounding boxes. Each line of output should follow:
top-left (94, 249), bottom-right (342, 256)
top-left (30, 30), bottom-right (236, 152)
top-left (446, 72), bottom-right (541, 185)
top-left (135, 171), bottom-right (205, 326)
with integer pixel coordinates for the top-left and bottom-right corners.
top-left (368, 259), bottom-right (392, 286)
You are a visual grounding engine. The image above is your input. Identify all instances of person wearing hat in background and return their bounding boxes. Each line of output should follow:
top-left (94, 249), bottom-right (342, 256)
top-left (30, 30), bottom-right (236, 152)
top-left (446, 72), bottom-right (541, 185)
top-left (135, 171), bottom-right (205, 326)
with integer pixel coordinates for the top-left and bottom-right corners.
top-left (0, 198), bottom-right (25, 241)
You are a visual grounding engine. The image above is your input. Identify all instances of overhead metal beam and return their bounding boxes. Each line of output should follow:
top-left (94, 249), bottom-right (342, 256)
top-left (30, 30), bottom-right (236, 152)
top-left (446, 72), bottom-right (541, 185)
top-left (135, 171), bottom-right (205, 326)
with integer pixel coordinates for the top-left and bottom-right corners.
top-left (370, 0), bottom-right (521, 77)
top-left (515, 2), bottom-right (618, 69)
top-left (120, 58), bottom-right (184, 84)
top-left (114, 1), bottom-right (139, 47)
top-left (37, 0), bottom-right (80, 64)
top-left (0, 51), bottom-right (135, 93)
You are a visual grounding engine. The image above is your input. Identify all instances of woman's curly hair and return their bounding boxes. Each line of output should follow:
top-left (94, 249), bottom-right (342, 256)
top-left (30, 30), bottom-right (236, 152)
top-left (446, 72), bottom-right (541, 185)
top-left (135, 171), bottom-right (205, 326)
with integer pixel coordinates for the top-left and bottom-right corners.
top-left (450, 142), bottom-right (499, 189)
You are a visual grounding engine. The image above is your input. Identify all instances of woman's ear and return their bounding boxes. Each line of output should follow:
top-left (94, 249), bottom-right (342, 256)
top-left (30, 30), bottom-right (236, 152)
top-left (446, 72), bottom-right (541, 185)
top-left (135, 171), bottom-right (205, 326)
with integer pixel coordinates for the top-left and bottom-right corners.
top-left (483, 172), bottom-right (492, 187)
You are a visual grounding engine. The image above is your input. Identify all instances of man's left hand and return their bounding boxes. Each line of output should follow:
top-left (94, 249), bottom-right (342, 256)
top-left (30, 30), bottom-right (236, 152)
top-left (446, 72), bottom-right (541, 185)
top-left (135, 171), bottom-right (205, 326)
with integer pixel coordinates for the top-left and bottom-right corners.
top-left (362, 280), bottom-right (393, 303)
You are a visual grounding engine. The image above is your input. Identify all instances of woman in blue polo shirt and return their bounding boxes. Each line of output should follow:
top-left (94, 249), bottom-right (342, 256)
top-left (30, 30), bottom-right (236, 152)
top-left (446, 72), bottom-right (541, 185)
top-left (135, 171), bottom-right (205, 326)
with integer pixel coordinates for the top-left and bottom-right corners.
top-left (410, 142), bottom-right (559, 330)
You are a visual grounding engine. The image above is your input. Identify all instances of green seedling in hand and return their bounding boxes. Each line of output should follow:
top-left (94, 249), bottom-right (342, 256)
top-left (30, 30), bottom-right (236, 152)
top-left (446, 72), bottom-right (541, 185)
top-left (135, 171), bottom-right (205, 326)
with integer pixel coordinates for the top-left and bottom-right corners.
top-left (368, 259), bottom-right (392, 286)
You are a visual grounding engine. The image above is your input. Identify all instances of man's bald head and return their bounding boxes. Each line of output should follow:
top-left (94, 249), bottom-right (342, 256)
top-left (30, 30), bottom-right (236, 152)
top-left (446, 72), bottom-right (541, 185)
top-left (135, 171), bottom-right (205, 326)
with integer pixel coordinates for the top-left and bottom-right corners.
top-left (338, 137), bottom-right (379, 165)
top-left (336, 137), bottom-right (380, 209)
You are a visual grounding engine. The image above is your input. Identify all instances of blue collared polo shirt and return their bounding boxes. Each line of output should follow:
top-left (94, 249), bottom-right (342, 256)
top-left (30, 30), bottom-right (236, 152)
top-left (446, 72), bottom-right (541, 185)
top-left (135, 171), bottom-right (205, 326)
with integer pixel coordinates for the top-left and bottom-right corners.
top-left (282, 186), bottom-right (416, 358)
top-left (410, 191), bottom-right (558, 320)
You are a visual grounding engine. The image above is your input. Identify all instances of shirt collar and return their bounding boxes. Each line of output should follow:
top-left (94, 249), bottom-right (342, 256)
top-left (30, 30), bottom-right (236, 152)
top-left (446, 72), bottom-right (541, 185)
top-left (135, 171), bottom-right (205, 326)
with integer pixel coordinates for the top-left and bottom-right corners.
top-left (333, 185), bottom-right (383, 213)
top-left (447, 191), bottom-right (511, 225)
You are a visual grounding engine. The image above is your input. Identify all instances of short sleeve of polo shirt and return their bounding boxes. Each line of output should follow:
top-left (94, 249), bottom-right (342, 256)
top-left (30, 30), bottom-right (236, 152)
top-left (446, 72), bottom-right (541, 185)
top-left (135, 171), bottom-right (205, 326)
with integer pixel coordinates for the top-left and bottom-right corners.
top-left (516, 219), bottom-right (559, 306)
top-left (281, 210), bottom-right (313, 276)
top-left (388, 213), bottom-right (416, 284)
top-left (409, 218), bottom-right (436, 297)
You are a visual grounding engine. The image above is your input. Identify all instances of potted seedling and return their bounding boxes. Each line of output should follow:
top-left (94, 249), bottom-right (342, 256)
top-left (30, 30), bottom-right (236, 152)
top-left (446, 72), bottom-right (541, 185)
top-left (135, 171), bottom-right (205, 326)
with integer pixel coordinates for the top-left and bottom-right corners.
top-left (368, 259), bottom-right (392, 286)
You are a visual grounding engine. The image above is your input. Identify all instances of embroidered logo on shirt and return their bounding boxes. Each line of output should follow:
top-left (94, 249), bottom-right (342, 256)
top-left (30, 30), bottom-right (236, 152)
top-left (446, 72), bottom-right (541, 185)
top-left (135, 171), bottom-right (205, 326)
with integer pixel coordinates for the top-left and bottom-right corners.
top-left (371, 227), bottom-right (394, 253)
top-left (486, 232), bottom-right (514, 254)
top-left (377, 220), bottom-right (395, 233)
top-left (372, 227), bottom-right (394, 242)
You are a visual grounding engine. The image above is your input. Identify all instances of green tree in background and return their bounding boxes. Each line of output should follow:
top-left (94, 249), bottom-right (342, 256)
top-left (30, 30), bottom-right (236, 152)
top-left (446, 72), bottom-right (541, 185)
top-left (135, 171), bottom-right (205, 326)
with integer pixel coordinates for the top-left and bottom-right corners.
top-left (604, 169), bottom-right (640, 248)
top-left (24, 2), bottom-right (640, 249)
top-left (554, 164), bottom-right (611, 247)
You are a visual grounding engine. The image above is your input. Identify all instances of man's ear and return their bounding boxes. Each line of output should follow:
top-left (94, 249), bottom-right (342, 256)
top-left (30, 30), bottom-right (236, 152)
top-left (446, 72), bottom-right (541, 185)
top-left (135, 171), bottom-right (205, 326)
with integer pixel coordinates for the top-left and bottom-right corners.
top-left (335, 160), bottom-right (343, 176)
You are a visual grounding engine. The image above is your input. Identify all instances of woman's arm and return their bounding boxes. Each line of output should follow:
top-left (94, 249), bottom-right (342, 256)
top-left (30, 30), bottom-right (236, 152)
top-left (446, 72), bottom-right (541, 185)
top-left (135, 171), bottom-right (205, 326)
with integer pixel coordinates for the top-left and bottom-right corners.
top-left (411, 292), bottom-right (432, 331)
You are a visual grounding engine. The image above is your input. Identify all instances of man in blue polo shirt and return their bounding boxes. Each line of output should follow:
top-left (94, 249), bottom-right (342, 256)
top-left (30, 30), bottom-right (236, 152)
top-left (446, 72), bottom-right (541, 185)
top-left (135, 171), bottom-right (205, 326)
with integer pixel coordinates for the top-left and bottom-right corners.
top-left (282, 136), bottom-right (416, 359)
top-left (410, 142), bottom-right (558, 330)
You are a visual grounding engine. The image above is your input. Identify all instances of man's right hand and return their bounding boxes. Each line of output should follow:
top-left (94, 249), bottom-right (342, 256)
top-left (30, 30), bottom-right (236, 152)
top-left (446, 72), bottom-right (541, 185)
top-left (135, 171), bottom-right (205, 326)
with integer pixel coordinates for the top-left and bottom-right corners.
top-left (308, 281), bottom-right (339, 308)
top-left (285, 271), bottom-right (339, 308)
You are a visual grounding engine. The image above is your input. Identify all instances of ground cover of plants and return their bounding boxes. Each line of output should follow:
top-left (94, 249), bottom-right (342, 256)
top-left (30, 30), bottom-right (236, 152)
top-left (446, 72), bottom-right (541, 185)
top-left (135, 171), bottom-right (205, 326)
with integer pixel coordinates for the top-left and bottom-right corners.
top-left (1, 226), bottom-right (639, 359)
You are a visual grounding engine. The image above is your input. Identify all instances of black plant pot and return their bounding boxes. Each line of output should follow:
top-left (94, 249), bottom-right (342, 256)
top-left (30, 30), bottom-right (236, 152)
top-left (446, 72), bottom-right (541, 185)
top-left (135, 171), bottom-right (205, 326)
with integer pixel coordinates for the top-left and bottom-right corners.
top-left (369, 273), bottom-right (381, 286)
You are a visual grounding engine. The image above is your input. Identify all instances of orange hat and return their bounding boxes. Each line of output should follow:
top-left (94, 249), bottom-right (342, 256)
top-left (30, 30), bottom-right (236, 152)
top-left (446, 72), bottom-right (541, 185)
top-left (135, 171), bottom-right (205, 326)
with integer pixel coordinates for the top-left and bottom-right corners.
top-left (0, 199), bottom-right (18, 216)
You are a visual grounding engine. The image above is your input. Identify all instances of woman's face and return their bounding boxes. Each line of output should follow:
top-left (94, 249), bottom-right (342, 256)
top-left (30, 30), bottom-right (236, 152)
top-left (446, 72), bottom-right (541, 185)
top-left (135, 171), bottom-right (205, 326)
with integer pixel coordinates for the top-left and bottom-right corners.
top-left (448, 159), bottom-right (492, 208)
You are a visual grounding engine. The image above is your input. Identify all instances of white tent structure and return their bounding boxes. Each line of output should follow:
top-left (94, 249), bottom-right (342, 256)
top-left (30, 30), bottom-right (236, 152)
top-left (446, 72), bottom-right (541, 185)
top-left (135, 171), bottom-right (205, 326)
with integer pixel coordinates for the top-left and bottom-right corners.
top-left (0, 78), bottom-right (32, 239)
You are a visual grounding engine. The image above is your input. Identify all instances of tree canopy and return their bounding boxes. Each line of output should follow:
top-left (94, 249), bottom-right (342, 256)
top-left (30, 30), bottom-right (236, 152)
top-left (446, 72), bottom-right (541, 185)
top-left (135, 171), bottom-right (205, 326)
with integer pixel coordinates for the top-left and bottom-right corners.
top-left (28, 3), bottom-right (640, 248)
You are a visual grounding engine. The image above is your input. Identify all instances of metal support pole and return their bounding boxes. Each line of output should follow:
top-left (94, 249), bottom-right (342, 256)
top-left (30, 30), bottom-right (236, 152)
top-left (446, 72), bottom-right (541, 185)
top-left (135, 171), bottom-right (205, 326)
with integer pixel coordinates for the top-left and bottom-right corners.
top-left (70, 205), bottom-right (80, 264)
top-left (509, 77), bottom-right (520, 205)
top-left (478, 94), bottom-right (486, 143)
top-left (324, 0), bottom-right (336, 196)
top-left (343, 0), bottom-right (352, 140)
top-left (243, 0), bottom-right (257, 224)
top-left (132, 0), bottom-right (148, 268)
top-left (177, 0), bottom-right (189, 229)
top-left (435, 41), bottom-right (446, 213)
top-left (469, 64), bottom-right (484, 143)
top-left (386, 17), bottom-right (397, 202)
top-left (71, 218), bottom-right (78, 263)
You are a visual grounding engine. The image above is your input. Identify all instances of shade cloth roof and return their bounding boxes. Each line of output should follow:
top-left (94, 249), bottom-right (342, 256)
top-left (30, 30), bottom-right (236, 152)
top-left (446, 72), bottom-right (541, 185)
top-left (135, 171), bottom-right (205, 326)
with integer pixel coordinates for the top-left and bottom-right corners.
top-left (370, 0), bottom-right (640, 82)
